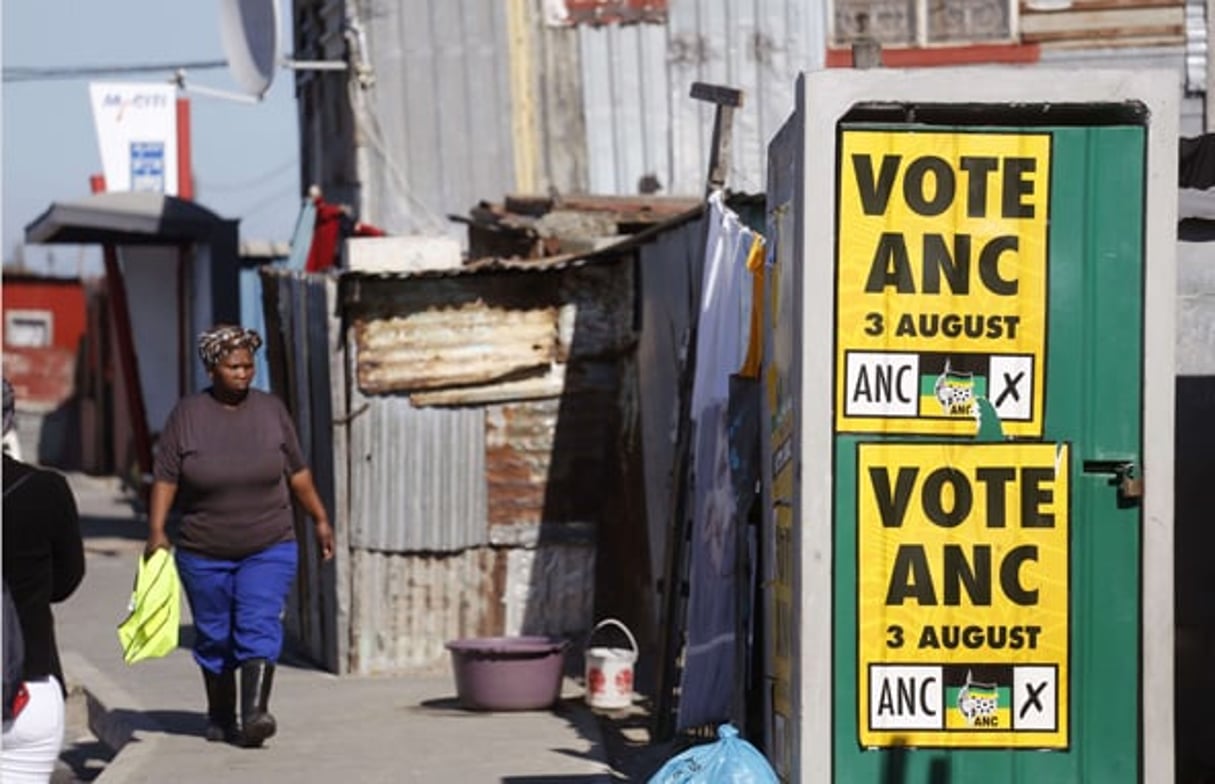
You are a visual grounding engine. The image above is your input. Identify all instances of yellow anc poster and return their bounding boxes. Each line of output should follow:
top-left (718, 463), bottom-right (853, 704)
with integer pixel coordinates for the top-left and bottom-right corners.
top-left (836, 130), bottom-right (1051, 437)
top-left (857, 442), bottom-right (1069, 749)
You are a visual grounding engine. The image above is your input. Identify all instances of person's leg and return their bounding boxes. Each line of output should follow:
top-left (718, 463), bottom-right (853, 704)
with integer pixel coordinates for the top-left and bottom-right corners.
top-left (175, 550), bottom-right (238, 740)
top-left (232, 541), bottom-right (297, 747)
top-left (0, 677), bottom-right (66, 782)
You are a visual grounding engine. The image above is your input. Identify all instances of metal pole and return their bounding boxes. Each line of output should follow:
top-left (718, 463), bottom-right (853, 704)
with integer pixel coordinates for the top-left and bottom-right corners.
top-left (176, 96), bottom-right (193, 200)
top-left (102, 245), bottom-right (155, 504)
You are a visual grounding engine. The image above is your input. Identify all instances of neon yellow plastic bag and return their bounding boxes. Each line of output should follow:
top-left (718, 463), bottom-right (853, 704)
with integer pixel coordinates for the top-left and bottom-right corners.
top-left (117, 549), bottom-right (181, 664)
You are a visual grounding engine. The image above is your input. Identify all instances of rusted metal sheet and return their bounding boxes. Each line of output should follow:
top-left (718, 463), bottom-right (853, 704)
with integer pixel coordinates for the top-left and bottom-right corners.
top-left (1021, 3), bottom-right (1186, 44)
top-left (503, 546), bottom-right (596, 636)
top-left (558, 0), bottom-right (668, 26)
top-left (354, 306), bottom-right (558, 393)
top-left (348, 393), bottom-right (487, 553)
top-left (485, 361), bottom-right (621, 536)
top-left (348, 547), bottom-right (504, 674)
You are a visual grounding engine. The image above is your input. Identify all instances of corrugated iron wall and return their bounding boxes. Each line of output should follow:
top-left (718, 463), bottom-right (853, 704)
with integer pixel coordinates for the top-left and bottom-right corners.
top-left (304, 0), bottom-right (1204, 234)
top-left (330, 259), bottom-right (642, 672)
top-left (577, 0), bottom-right (825, 198)
top-left (332, 0), bottom-right (822, 235)
top-left (349, 547), bottom-right (501, 673)
top-left (348, 393), bottom-right (488, 552)
top-left (353, 0), bottom-right (516, 236)
top-left (260, 268), bottom-right (342, 673)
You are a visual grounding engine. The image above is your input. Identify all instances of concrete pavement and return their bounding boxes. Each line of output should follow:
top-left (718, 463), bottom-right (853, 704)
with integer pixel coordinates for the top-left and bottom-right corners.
top-left (54, 472), bottom-right (616, 784)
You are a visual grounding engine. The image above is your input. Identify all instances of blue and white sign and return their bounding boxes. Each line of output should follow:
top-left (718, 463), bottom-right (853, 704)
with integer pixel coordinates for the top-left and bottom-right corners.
top-left (129, 141), bottom-right (166, 192)
top-left (89, 82), bottom-right (178, 195)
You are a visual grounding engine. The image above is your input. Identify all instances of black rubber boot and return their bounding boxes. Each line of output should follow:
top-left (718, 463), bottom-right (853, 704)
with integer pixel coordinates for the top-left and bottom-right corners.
top-left (238, 658), bottom-right (277, 748)
top-left (201, 668), bottom-right (237, 743)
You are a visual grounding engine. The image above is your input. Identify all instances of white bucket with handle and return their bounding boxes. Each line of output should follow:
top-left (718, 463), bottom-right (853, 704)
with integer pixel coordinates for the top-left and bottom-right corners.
top-left (583, 618), bottom-right (638, 710)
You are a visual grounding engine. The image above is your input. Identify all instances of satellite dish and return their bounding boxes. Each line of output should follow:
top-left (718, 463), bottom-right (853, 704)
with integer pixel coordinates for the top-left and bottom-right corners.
top-left (219, 0), bottom-right (280, 98)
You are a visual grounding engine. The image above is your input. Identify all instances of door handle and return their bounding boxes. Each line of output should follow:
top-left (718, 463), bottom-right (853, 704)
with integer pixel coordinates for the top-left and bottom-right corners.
top-left (1081, 459), bottom-right (1143, 503)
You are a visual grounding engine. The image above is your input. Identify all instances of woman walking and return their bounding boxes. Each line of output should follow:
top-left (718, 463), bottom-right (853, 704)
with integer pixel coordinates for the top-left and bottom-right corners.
top-left (145, 325), bottom-right (334, 747)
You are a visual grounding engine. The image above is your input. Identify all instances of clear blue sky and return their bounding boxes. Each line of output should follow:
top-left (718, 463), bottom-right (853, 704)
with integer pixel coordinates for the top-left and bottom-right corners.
top-left (2, 0), bottom-right (299, 272)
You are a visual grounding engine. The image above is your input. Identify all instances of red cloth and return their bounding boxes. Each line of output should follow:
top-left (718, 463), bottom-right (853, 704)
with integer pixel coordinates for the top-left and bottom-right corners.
top-left (304, 199), bottom-right (345, 273)
top-left (304, 198), bottom-right (387, 273)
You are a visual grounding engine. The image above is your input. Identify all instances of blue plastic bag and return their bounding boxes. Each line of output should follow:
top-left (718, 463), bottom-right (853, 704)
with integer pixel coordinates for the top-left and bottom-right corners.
top-left (648, 724), bottom-right (779, 784)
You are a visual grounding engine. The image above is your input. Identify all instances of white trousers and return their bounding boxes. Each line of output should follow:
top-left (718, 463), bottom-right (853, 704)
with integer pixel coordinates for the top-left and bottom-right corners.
top-left (0, 677), bottom-right (65, 784)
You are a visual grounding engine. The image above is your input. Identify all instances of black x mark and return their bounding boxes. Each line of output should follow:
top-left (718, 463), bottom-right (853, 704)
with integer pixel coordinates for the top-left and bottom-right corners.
top-left (1019, 680), bottom-right (1048, 719)
top-left (995, 371), bottom-right (1026, 408)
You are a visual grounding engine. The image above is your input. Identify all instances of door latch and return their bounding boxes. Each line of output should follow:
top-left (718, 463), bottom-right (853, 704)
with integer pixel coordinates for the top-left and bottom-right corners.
top-left (1081, 460), bottom-right (1143, 502)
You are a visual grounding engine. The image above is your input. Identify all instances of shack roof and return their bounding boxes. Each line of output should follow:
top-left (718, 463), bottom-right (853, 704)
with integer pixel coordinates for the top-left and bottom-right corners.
top-left (25, 191), bottom-right (234, 246)
top-left (344, 191), bottom-right (766, 284)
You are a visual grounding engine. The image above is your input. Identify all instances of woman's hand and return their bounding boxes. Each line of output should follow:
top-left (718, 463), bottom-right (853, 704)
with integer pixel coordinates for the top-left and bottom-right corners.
top-left (146, 480), bottom-right (178, 560)
top-left (314, 520), bottom-right (335, 561)
top-left (144, 531), bottom-right (171, 559)
top-left (289, 469), bottom-right (335, 561)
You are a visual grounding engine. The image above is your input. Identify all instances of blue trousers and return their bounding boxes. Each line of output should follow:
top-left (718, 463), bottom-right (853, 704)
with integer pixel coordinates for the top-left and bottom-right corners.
top-left (175, 542), bottom-right (298, 674)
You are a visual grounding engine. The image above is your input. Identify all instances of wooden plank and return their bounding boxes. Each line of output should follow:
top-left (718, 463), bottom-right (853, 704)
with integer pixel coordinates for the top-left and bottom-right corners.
top-left (1019, 5), bottom-right (1184, 35)
top-left (409, 363), bottom-right (567, 406)
top-left (327, 275), bottom-right (352, 675)
top-left (1025, 23), bottom-right (1183, 40)
top-left (1025, 0), bottom-right (1185, 9)
top-left (1038, 32), bottom-right (1188, 47)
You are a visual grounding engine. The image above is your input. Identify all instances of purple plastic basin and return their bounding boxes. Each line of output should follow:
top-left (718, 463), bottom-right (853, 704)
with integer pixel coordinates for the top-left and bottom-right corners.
top-left (445, 636), bottom-right (569, 711)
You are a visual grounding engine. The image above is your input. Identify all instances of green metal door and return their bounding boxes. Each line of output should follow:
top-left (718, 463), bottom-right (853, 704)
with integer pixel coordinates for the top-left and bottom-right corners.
top-left (832, 122), bottom-right (1145, 782)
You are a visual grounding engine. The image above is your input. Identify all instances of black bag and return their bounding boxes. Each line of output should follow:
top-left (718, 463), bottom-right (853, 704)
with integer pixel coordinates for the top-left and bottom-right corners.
top-left (3, 470), bottom-right (32, 721)
top-left (2, 579), bottom-right (24, 721)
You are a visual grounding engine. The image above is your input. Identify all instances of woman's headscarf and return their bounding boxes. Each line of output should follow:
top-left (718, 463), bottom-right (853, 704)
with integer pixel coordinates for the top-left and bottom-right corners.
top-left (197, 325), bottom-right (263, 369)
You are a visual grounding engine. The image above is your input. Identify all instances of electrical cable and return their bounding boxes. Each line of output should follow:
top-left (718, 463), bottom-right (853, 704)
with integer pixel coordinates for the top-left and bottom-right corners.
top-left (344, 78), bottom-right (450, 234)
top-left (195, 158), bottom-right (297, 193)
top-left (3, 60), bottom-right (227, 83)
top-left (228, 181), bottom-right (299, 223)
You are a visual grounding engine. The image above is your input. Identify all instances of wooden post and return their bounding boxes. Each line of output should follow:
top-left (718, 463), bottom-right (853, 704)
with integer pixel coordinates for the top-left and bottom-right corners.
top-left (690, 82), bottom-right (744, 195)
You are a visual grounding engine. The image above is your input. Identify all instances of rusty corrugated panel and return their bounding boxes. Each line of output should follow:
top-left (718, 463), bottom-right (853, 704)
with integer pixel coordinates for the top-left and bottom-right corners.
top-left (1021, 1), bottom-right (1186, 44)
top-left (485, 400), bottom-right (555, 532)
top-left (486, 362), bottom-right (621, 537)
top-left (559, 0), bottom-right (668, 26)
top-left (354, 305), bottom-right (558, 394)
top-left (503, 546), bottom-right (596, 636)
top-left (349, 394), bottom-right (487, 552)
top-left (348, 547), bottom-right (505, 674)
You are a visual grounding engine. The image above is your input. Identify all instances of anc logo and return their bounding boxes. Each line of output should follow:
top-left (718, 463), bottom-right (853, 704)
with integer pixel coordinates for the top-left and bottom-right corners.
top-left (933, 362), bottom-right (978, 417)
top-left (949, 669), bottom-right (1011, 729)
